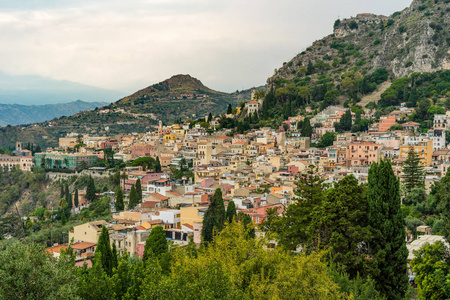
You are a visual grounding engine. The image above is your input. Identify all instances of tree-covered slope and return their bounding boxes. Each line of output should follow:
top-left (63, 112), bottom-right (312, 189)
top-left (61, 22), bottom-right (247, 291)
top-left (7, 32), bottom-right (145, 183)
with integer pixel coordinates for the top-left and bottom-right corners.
top-left (267, 0), bottom-right (449, 101)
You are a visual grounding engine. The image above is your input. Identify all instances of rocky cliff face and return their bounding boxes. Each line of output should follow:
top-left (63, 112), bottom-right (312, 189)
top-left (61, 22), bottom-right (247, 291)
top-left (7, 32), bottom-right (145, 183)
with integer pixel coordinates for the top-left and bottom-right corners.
top-left (267, 0), bottom-right (449, 89)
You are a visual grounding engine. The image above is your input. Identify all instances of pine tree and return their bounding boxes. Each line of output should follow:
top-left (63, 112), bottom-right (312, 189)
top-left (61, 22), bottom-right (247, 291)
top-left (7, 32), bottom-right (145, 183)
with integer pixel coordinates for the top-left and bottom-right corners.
top-left (135, 178), bottom-right (142, 202)
top-left (74, 189), bottom-right (79, 207)
top-left (201, 188), bottom-right (226, 244)
top-left (128, 185), bottom-right (139, 209)
top-left (115, 186), bottom-right (124, 211)
top-left (314, 175), bottom-right (370, 277)
top-left (95, 226), bottom-right (113, 276)
top-left (155, 157), bottom-right (162, 172)
top-left (227, 103), bottom-right (232, 114)
top-left (300, 118), bottom-right (312, 138)
top-left (402, 146), bottom-right (425, 194)
top-left (226, 200), bottom-right (237, 223)
top-left (279, 165), bottom-right (326, 250)
top-left (367, 159), bottom-right (408, 300)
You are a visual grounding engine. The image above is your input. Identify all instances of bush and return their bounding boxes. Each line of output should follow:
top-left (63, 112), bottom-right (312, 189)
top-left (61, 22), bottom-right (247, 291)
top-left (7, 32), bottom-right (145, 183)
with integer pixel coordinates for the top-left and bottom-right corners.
top-left (349, 20), bottom-right (358, 30)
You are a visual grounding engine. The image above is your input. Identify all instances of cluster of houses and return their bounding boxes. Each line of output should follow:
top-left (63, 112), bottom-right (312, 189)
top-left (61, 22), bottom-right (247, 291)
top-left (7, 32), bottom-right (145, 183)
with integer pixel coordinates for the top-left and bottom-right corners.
top-left (10, 96), bottom-right (450, 264)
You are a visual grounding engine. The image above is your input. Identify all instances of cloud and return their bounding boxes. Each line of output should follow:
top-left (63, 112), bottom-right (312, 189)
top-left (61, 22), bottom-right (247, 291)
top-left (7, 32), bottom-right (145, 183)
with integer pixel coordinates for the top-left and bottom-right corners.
top-left (0, 0), bottom-right (412, 93)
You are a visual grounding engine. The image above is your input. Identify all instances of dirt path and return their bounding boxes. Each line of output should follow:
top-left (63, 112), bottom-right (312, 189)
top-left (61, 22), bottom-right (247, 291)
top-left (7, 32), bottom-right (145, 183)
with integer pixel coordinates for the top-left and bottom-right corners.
top-left (360, 81), bottom-right (391, 107)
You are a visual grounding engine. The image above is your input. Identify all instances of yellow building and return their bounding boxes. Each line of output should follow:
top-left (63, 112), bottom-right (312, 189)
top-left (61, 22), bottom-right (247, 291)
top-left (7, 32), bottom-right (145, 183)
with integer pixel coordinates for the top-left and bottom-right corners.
top-left (180, 206), bottom-right (207, 226)
top-left (164, 134), bottom-right (177, 142)
top-left (399, 141), bottom-right (433, 167)
top-left (69, 220), bottom-right (108, 244)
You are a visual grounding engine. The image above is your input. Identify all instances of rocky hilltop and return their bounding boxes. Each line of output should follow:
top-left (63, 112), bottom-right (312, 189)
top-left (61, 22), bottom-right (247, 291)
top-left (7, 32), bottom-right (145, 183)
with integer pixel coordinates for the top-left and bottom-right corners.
top-left (267, 0), bottom-right (449, 89)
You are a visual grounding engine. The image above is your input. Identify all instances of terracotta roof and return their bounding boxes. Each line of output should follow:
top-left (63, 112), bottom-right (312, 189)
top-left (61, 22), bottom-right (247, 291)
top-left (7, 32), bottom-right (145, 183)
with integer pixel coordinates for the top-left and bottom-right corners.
top-left (148, 219), bottom-right (163, 224)
top-left (134, 225), bottom-right (146, 230)
top-left (45, 244), bottom-right (69, 255)
top-left (72, 242), bottom-right (96, 250)
top-left (182, 223), bottom-right (194, 230)
top-left (150, 193), bottom-right (169, 200)
top-left (166, 191), bottom-right (181, 197)
top-left (112, 224), bottom-right (127, 231)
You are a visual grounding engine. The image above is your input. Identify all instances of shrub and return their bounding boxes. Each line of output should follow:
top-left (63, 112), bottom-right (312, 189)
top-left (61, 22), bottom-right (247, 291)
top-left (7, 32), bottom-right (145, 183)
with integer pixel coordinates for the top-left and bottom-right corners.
top-left (349, 20), bottom-right (358, 30)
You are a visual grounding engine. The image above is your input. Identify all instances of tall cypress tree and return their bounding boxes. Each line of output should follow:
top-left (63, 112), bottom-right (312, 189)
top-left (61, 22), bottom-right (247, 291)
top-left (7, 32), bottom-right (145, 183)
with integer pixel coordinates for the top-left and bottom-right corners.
top-left (135, 179), bottom-right (142, 202)
top-left (201, 188), bottom-right (226, 244)
top-left (65, 183), bottom-right (72, 210)
top-left (402, 146), bottom-right (425, 194)
top-left (85, 176), bottom-right (96, 201)
top-left (367, 159), bottom-right (408, 300)
top-left (300, 118), bottom-right (312, 138)
top-left (128, 185), bottom-right (139, 209)
top-left (95, 226), bottom-right (113, 276)
top-left (227, 103), bottom-right (232, 114)
top-left (226, 200), bottom-right (237, 223)
top-left (74, 189), bottom-right (79, 207)
top-left (60, 184), bottom-right (65, 199)
top-left (155, 157), bottom-right (162, 172)
top-left (115, 186), bottom-right (124, 211)
top-left (111, 242), bottom-right (118, 271)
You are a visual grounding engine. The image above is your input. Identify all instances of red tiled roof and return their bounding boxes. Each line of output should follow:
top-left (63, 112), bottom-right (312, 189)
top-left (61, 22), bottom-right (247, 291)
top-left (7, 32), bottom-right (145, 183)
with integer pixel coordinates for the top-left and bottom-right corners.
top-left (72, 242), bottom-right (96, 250)
top-left (45, 244), bottom-right (69, 255)
top-left (150, 193), bottom-right (169, 200)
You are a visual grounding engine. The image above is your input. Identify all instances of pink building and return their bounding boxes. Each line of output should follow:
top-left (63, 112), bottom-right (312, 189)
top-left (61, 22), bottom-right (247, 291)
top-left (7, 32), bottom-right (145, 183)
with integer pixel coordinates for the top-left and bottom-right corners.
top-left (200, 178), bottom-right (214, 188)
top-left (287, 165), bottom-right (299, 176)
top-left (242, 204), bottom-right (284, 225)
top-left (346, 141), bottom-right (381, 166)
top-left (131, 144), bottom-right (155, 159)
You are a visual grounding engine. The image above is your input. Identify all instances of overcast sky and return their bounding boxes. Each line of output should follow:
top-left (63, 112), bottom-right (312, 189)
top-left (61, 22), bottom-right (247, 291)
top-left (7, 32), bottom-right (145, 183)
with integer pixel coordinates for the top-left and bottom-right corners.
top-left (0, 0), bottom-right (412, 93)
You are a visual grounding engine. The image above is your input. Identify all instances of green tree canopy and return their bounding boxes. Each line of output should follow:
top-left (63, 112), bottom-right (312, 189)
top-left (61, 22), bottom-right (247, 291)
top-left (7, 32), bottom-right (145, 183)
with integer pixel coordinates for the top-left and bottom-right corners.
top-left (367, 159), bottom-right (408, 300)
top-left (143, 226), bottom-right (168, 262)
top-left (0, 241), bottom-right (79, 299)
top-left (300, 118), bottom-right (313, 138)
top-left (402, 146), bottom-right (425, 193)
top-left (95, 226), bottom-right (113, 276)
top-left (115, 186), bottom-right (124, 211)
top-left (411, 241), bottom-right (450, 300)
top-left (226, 200), bottom-right (237, 223)
top-left (201, 188), bottom-right (226, 244)
top-left (128, 185), bottom-right (139, 209)
top-left (278, 165), bottom-right (326, 250)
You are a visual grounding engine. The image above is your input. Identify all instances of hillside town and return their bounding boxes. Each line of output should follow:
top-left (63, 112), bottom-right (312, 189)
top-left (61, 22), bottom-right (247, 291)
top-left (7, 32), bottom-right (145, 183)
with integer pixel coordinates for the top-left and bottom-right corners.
top-left (1, 91), bottom-right (444, 267)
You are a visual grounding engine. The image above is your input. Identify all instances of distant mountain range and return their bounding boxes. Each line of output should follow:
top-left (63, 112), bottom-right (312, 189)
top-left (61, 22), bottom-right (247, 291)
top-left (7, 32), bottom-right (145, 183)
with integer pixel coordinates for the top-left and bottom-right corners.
top-left (0, 71), bottom-right (124, 105)
top-left (0, 100), bottom-right (108, 126)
